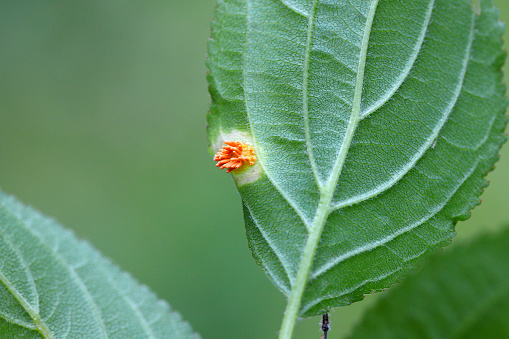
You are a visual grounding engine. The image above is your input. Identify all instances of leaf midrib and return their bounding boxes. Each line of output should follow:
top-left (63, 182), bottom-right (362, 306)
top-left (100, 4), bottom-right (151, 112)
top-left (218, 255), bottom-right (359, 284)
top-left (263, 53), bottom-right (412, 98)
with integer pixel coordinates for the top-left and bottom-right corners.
top-left (313, 8), bottom-right (477, 281)
top-left (301, 158), bottom-right (479, 314)
top-left (278, 1), bottom-right (380, 336)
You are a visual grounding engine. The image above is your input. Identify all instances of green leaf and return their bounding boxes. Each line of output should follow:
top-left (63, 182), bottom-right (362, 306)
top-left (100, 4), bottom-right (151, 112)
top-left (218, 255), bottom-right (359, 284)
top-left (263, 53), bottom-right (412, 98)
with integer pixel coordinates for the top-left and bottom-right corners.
top-left (206, 0), bottom-right (507, 335)
top-left (0, 191), bottom-right (199, 339)
top-left (349, 227), bottom-right (509, 338)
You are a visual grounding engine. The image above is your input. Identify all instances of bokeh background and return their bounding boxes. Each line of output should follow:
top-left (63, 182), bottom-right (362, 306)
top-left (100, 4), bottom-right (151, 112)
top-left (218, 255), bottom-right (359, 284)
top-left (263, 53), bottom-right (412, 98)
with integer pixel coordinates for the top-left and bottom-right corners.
top-left (0, 1), bottom-right (507, 338)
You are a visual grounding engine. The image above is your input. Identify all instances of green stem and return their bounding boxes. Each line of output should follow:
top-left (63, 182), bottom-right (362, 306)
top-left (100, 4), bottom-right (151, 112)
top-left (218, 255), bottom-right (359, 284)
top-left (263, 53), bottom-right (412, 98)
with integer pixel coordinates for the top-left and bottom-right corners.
top-left (277, 1), bottom-right (379, 337)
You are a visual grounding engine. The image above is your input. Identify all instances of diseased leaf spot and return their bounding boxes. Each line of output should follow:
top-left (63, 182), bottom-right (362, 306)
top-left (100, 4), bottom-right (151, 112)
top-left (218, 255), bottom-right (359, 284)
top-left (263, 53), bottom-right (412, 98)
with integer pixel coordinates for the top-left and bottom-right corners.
top-left (214, 141), bottom-right (257, 173)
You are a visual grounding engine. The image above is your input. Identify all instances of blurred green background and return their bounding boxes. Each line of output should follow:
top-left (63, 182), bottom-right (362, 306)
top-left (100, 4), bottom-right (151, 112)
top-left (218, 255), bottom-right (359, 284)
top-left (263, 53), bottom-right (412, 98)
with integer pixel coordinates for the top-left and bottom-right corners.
top-left (0, 1), bottom-right (507, 338)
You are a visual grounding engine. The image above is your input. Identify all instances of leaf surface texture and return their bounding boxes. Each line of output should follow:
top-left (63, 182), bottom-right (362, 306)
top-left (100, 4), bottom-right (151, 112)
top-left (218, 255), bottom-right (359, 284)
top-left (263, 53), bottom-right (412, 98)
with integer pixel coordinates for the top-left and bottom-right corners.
top-left (207, 0), bottom-right (507, 316)
top-left (0, 191), bottom-right (199, 339)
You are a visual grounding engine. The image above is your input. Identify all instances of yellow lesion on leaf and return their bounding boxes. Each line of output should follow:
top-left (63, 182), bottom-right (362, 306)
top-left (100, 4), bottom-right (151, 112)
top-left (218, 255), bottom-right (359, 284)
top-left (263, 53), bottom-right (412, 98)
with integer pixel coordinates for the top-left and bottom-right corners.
top-left (214, 141), bottom-right (257, 173)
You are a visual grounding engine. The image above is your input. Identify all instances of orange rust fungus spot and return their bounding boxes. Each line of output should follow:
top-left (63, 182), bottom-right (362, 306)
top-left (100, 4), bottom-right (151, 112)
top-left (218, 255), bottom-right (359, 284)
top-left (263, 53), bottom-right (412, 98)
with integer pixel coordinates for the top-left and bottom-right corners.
top-left (214, 141), bottom-right (256, 173)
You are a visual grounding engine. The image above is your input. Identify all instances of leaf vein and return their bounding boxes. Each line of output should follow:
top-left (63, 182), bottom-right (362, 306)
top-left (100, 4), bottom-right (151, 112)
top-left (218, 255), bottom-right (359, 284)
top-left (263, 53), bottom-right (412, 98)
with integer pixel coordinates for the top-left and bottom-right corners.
top-left (245, 203), bottom-right (293, 291)
top-left (243, 0), bottom-right (312, 229)
top-left (360, 0), bottom-right (436, 119)
top-left (332, 11), bottom-right (475, 211)
top-left (0, 204), bottom-right (109, 339)
top-left (302, 0), bottom-right (322, 186)
top-left (311, 159), bottom-right (478, 280)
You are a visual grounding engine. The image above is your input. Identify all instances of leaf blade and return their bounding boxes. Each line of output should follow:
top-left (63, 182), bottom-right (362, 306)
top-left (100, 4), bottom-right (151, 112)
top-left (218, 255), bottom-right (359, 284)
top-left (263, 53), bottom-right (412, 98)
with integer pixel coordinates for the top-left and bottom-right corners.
top-left (0, 191), bottom-right (200, 339)
top-left (207, 0), bottom-right (507, 323)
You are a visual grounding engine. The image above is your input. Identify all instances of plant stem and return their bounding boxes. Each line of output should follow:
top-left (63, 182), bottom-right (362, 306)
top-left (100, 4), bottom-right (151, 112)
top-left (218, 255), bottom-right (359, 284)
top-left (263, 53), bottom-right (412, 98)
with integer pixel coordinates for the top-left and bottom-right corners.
top-left (321, 313), bottom-right (330, 339)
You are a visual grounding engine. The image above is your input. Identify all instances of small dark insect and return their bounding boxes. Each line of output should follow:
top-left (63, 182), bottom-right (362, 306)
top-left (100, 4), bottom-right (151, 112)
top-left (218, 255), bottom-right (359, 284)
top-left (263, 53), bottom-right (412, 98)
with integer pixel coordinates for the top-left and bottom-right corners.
top-left (320, 313), bottom-right (330, 339)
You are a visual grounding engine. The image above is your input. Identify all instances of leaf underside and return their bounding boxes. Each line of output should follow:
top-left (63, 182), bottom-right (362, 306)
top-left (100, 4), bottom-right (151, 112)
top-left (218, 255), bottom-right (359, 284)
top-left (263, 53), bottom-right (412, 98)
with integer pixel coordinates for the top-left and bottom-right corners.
top-left (207, 0), bottom-right (507, 317)
top-left (0, 191), bottom-right (199, 339)
top-left (349, 227), bottom-right (509, 338)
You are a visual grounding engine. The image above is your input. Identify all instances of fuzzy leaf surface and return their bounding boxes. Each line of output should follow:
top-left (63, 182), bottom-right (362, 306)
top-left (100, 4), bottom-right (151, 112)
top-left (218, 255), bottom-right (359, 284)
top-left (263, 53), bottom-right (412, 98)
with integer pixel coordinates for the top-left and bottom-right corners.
top-left (207, 0), bottom-right (507, 316)
top-left (349, 227), bottom-right (509, 338)
top-left (0, 191), bottom-right (199, 339)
